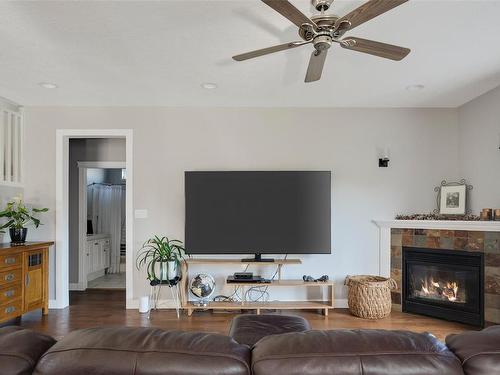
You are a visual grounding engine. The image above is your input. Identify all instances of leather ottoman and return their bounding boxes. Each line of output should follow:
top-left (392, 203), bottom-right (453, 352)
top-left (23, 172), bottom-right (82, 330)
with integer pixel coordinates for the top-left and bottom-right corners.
top-left (229, 314), bottom-right (311, 346)
top-left (251, 329), bottom-right (465, 375)
top-left (0, 326), bottom-right (56, 375)
top-left (34, 327), bottom-right (251, 375)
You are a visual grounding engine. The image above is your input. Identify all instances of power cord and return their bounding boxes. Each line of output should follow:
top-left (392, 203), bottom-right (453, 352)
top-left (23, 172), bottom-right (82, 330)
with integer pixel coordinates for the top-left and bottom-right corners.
top-left (244, 254), bottom-right (287, 302)
top-left (212, 255), bottom-right (288, 304)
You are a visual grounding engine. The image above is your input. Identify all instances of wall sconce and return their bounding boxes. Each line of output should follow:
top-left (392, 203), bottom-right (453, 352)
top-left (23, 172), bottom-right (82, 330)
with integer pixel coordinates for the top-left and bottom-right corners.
top-left (378, 147), bottom-right (390, 168)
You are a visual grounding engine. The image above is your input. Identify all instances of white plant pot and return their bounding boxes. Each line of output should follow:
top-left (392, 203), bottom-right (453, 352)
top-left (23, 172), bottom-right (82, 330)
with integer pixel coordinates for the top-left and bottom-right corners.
top-left (159, 260), bottom-right (178, 281)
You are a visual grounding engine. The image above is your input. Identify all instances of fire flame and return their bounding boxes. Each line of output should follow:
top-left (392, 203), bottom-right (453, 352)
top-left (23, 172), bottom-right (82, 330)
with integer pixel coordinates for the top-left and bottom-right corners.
top-left (419, 277), bottom-right (460, 302)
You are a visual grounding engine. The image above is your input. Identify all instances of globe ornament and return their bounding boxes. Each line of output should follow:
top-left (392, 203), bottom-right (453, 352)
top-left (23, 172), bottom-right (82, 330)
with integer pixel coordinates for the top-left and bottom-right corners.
top-left (189, 273), bottom-right (215, 307)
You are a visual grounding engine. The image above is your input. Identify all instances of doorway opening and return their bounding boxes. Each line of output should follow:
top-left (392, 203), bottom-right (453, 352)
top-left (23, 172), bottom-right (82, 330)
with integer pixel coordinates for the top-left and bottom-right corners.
top-left (80, 166), bottom-right (126, 291)
top-left (68, 139), bottom-right (126, 300)
top-left (55, 130), bottom-right (133, 310)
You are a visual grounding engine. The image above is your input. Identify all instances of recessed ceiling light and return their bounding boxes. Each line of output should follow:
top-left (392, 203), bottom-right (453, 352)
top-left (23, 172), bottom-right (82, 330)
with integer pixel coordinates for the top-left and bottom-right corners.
top-left (201, 82), bottom-right (217, 90)
top-left (38, 82), bottom-right (58, 89)
top-left (406, 84), bottom-right (425, 91)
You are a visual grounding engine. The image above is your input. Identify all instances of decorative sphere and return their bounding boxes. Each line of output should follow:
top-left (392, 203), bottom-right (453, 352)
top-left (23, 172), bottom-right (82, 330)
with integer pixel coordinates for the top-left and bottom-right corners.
top-left (189, 273), bottom-right (215, 300)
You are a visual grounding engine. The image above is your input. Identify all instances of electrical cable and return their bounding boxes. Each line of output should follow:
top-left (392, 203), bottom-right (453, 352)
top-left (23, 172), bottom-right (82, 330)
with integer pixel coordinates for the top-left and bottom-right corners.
top-left (244, 254), bottom-right (287, 303)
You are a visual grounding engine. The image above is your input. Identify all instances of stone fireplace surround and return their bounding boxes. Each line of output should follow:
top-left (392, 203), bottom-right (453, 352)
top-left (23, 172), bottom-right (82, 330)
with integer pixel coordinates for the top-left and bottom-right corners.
top-left (374, 220), bottom-right (500, 325)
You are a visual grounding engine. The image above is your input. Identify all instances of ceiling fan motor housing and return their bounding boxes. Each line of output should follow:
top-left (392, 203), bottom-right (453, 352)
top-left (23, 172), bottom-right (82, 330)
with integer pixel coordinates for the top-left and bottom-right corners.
top-left (312, 0), bottom-right (333, 11)
top-left (314, 35), bottom-right (332, 51)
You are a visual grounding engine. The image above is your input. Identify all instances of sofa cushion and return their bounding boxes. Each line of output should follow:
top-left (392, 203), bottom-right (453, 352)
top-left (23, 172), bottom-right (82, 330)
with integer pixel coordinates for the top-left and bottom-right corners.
top-left (446, 325), bottom-right (500, 375)
top-left (229, 314), bottom-right (311, 346)
top-left (34, 326), bottom-right (251, 375)
top-left (0, 326), bottom-right (56, 375)
top-left (252, 329), bottom-right (464, 375)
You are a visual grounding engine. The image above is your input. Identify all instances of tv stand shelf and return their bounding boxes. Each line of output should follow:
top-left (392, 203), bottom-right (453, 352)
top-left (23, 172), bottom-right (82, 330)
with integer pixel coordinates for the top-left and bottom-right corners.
top-left (179, 258), bottom-right (334, 316)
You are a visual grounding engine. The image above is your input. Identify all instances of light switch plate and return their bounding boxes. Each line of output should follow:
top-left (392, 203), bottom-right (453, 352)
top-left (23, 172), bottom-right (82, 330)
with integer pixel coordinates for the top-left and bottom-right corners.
top-left (134, 209), bottom-right (148, 219)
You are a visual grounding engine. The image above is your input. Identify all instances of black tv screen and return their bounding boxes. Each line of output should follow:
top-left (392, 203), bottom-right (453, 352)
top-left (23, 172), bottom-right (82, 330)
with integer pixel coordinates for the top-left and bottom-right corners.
top-left (185, 171), bottom-right (331, 255)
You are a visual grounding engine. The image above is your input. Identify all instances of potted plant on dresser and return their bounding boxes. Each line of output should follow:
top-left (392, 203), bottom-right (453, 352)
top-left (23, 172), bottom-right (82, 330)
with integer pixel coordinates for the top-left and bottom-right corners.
top-left (0, 198), bottom-right (49, 244)
top-left (136, 235), bottom-right (186, 282)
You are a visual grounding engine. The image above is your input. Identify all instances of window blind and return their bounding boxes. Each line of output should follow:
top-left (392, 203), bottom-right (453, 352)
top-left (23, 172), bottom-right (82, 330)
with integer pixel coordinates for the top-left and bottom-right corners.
top-left (0, 107), bottom-right (23, 185)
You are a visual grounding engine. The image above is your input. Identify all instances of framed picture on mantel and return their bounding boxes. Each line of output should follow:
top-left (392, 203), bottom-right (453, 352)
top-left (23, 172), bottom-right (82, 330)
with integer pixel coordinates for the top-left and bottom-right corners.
top-left (439, 184), bottom-right (466, 215)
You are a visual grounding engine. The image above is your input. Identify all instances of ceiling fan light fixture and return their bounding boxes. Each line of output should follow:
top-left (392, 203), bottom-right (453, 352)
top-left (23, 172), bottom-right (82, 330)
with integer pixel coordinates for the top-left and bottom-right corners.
top-left (201, 82), bottom-right (218, 90)
top-left (38, 82), bottom-right (58, 89)
top-left (406, 84), bottom-right (425, 91)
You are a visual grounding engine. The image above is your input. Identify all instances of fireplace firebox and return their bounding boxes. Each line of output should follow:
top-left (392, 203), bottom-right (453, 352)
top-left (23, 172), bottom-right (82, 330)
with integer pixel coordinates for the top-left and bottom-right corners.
top-left (402, 247), bottom-right (484, 327)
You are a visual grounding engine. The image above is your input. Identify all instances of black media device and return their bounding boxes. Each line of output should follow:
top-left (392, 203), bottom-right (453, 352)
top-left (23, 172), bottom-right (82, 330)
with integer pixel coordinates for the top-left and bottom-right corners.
top-left (234, 272), bottom-right (253, 280)
top-left (185, 171), bottom-right (331, 262)
top-left (227, 275), bottom-right (270, 284)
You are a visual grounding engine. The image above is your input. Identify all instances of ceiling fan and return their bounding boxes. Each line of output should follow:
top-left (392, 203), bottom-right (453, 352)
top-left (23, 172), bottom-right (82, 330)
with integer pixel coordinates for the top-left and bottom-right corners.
top-left (232, 0), bottom-right (411, 83)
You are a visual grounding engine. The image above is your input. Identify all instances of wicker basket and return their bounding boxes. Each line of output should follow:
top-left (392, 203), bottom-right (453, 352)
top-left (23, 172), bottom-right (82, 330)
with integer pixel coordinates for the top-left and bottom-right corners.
top-left (344, 275), bottom-right (397, 320)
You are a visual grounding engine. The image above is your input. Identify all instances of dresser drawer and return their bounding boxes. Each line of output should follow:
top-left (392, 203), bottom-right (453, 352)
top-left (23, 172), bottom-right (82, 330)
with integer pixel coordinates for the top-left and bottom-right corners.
top-left (0, 254), bottom-right (22, 270)
top-left (0, 268), bottom-right (22, 286)
top-left (0, 283), bottom-right (22, 305)
top-left (0, 298), bottom-right (22, 321)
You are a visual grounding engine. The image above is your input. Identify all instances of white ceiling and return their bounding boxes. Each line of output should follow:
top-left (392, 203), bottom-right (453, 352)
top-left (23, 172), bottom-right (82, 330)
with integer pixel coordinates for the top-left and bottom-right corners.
top-left (1, 0), bottom-right (500, 107)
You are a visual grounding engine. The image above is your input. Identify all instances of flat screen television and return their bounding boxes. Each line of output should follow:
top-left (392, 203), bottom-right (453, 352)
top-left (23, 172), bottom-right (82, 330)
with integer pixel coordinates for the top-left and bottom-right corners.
top-left (185, 171), bottom-right (331, 261)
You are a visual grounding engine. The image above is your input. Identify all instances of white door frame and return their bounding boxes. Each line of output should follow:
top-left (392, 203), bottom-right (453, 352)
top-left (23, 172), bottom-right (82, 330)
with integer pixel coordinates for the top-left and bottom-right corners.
top-left (73, 161), bottom-right (126, 291)
top-left (55, 129), bottom-right (134, 309)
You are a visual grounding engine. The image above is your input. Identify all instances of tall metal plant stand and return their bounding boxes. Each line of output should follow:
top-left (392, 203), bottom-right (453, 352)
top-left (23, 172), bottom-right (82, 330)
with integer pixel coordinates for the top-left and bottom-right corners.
top-left (149, 278), bottom-right (181, 319)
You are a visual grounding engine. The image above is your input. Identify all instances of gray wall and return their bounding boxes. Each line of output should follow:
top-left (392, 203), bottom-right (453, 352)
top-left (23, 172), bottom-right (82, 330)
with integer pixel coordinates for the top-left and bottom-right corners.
top-left (458, 85), bottom-right (500, 213)
top-left (22, 107), bottom-right (460, 305)
top-left (68, 139), bottom-right (125, 283)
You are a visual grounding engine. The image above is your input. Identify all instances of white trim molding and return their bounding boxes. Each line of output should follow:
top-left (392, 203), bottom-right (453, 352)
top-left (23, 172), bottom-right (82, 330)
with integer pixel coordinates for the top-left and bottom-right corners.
top-left (69, 282), bottom-right (86, 291)
top-left (55, 129), bottom-right (134, 309)
top-left (126, 298), bottom-right (349, 310)
top-left (373, 219), bottom-right (500, 278)
top-left (77, 161), bottom-right (126, 169)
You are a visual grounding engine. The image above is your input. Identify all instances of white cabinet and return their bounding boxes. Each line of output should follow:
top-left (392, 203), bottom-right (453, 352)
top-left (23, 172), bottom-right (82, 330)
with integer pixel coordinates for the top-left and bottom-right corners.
top-left (85, 234), bottom-right (111, 281)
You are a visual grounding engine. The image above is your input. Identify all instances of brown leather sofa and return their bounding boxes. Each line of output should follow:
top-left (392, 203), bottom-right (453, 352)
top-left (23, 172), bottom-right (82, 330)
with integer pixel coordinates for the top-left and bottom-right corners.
top-left (1, 315), bottom-right (499, 375)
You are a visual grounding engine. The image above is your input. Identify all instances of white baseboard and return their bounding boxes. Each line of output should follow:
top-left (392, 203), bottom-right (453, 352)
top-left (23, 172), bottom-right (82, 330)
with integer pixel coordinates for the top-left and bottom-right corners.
top-left (69, 282), bottom-right (86, 291)
top-left (335, 299), bottom-right (348, 308)
top-left (49, 299), bottom-right (67, 309)
top-left (126, 298), bottom-right (348, 310)
top-left (87, 269), bottom-right (105, 282)
top-left (126, 298), bottom-right (178, 310)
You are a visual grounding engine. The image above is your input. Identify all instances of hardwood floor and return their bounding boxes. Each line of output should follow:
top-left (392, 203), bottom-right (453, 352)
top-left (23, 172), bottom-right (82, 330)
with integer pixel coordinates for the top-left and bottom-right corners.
top-left (15, 290), bottom-right (476, 341)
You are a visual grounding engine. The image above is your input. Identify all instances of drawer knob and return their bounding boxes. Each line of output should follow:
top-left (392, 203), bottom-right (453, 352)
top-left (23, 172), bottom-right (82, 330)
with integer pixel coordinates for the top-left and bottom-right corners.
top-left (4, 290), bottom-right (15, 298)
top-left (5, 306), bottom-right (16, 314)
top-left (4, 274), bottom-right (14, 282)
top-left (4, 257), bottom-right (16, 264)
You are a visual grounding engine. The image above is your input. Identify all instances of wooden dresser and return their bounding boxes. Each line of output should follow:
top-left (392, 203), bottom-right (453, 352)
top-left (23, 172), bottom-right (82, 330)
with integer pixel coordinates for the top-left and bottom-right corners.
top-left (0, 242), bottom-right (52, 323)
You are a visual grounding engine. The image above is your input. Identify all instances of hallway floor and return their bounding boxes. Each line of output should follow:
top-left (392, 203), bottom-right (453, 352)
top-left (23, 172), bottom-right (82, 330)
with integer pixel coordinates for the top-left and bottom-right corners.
top-left (88, 272), bottom-right (125, 289)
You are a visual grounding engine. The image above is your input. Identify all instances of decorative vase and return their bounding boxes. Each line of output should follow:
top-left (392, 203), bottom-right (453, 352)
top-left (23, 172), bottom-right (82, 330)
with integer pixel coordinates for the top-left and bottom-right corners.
top-left (159, 260), bottom-right (178, 281)
top-left (9, 228), bottom-right (27, 244)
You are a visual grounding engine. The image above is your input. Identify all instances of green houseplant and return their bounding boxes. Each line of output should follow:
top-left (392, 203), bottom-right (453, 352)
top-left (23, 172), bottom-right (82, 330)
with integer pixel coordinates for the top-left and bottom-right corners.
top-left (136, 236), bottom-right (186, 281)
top-left (0, 198), bottom-right (49, 244)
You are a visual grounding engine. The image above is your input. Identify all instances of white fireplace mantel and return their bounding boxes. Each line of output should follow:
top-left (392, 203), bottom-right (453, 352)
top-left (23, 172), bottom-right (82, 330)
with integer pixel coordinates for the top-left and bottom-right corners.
top-left (373, 219), bottom-right (500, 232)
top-left (373, 220), bottom-right (500, 278)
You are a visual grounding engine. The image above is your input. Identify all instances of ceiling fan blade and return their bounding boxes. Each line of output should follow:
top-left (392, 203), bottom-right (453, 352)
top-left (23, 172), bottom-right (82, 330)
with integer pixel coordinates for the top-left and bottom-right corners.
top-left (335, 0), bottom-right (408, 33)
top-left (262, 0), bottom-right (318, 29)
top-left (233, 41), bottom-right (310, 61)
top-left (305, 50), bottom-right (328, 83)
top-left (340, 37), bottom-right (410, 61)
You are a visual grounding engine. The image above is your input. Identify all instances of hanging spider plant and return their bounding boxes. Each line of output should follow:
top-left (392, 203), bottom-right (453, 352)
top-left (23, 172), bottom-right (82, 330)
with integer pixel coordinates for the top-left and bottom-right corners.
top-left (136, 236), bottom-right (186, 282)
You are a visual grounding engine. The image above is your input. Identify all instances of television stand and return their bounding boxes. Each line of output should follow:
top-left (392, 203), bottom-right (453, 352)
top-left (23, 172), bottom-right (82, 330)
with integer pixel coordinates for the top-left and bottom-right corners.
top-left (241, 253), bottom-right (274, 262)
top-left (179, 258), bottom-right (334, 316)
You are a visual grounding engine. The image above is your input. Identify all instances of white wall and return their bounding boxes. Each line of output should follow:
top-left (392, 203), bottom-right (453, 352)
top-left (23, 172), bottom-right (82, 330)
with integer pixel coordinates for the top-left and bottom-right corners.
top-left (458, 85), bottom-right (500, 212)
top-left (22, 107), bottom-right (459, 305)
